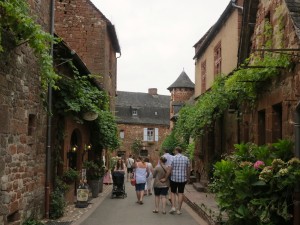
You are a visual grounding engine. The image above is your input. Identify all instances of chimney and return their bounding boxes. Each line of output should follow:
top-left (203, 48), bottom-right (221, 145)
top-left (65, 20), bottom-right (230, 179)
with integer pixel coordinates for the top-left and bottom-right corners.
top-left (148, 88), bottom-right (158, 95)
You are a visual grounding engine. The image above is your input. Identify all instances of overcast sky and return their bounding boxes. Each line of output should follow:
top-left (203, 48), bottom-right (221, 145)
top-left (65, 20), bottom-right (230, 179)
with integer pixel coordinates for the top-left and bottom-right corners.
top-left (90, 0), bottom-right (230, 95)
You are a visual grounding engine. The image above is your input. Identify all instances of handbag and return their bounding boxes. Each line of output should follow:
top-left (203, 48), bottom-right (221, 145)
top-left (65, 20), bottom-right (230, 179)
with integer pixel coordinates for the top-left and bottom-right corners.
top-left (130, 172), bottom-right (136, 186)
top-left (130, 178), bottom-right (136, 186)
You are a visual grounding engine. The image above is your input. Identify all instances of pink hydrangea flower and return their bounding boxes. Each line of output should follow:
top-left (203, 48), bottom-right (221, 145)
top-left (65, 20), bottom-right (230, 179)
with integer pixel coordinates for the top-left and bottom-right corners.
top-left (254, 160), bottom-right (265, 169)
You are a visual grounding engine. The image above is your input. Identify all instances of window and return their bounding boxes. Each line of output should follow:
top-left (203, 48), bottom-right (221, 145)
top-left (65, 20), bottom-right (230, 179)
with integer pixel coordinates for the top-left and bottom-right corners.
top-left (272, 104), bottom-right (282, 142)
top-left (120, 130), bottom-right (124, 139)
top-left (28, 114), bottom-right (36, 136)
top-left (117, 151), bottom-right (126, 158)
top-left (201, 60), bottom-right (206, 93)
top-left (214, 41), bottom-right (222, 76)
top-left (132, 109), bottom-right (138, 116)
top-left (140, 149), bottom-right (148, 157)
top-left (258, 110), bottom-right (266, 145)
top-left (143, 128), bottom-right (159, 142)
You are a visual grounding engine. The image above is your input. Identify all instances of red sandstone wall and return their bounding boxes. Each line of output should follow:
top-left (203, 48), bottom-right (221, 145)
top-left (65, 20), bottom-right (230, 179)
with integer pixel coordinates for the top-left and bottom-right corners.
top-left (0, 0), bottom-right (51, 223)
top-left (117, 124), bottom-right (170, 166)
top-left (54, 0), bottom-right (117, 111)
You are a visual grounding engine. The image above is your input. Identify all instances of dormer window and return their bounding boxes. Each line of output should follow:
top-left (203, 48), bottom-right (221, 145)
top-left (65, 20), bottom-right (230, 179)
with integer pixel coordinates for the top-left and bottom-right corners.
top-left (132, 109), bottom-right (138, 116)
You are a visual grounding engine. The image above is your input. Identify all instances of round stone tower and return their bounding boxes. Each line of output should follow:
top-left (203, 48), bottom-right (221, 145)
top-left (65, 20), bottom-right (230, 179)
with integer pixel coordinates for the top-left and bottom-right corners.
top-left (167, 70), bottom-right (195, 129)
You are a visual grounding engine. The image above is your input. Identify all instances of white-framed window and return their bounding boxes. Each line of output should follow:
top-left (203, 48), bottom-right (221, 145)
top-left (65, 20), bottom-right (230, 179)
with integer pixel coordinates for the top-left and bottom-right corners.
top-left (120, 130), bottom-right (124, 139)
top-left (132, 109), bottom-right (138, 116)
top-left (143, 128), bottom-right (159, 142)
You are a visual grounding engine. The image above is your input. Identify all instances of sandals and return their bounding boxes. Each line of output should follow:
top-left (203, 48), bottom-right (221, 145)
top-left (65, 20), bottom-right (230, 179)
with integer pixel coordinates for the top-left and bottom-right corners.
top-left (152, 210), bottom-right (159, 213)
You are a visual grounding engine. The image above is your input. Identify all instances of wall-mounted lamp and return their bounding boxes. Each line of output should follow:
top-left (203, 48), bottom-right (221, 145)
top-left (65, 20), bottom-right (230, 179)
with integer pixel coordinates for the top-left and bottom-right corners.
top-left (71, 145), bottom-right (78, 152)
top-left (84, 144), bottom-right (92, 151)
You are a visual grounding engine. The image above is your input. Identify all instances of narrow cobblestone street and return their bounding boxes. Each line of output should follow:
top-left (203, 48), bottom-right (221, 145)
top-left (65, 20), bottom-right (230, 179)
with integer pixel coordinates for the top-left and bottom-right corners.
top-left (79, 182), bottom-right (206, 225)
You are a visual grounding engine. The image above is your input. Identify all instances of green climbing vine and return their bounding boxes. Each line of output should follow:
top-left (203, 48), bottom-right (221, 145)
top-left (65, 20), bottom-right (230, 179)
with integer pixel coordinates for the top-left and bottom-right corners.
top-left (53, 63), bottom-right (119, 151)
top-left (0, 0), bottom-right (60, 90)
top-left (175, 15), bottom-right (292, 140)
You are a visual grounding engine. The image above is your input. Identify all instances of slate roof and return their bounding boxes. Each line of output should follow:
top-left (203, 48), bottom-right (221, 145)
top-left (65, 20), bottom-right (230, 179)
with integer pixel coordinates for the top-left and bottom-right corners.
top-left (167, 71), bottom-right (195, 90)
top-left (115, 91), bottom-right (170, 126)
top-left (285, 0), bottom-right (300, 39)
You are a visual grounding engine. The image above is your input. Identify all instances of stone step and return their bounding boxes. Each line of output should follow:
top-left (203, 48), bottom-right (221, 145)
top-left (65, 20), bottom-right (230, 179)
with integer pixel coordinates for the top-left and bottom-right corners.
top-left (193, 182), bottom-right (206, 192)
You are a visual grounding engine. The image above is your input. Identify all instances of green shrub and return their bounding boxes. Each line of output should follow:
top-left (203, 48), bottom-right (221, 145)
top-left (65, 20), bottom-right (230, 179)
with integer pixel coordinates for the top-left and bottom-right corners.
top-left (49, 189), bottom-right (66, 219)
top-left (62, 168), bottom-right (80, 183)
top-left (210, 139), bottom-right (300, 225)
top-left (22, 218), bottom-right (43, 225)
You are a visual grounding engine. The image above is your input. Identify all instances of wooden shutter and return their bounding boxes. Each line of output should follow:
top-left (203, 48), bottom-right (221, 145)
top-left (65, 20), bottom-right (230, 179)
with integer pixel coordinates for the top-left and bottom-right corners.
top-left (155, 128), bottom-right (159, 141)
top-left (143, 128), bottom-right (148, 141)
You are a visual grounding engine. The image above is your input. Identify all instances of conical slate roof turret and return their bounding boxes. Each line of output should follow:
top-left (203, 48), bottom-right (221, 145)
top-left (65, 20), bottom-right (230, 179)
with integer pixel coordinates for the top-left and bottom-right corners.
top-left (167, 70), bottom-right (195, 91)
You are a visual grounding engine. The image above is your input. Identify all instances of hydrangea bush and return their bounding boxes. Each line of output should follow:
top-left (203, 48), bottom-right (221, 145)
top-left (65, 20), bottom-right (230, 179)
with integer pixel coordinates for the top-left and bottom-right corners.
top-left (210, 139), bottom-right (300, 225)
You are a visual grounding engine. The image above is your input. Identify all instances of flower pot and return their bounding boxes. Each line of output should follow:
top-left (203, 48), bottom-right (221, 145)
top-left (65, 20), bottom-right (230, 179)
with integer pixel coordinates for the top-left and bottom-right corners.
top-left (88, 180), bottom-right (100, 198)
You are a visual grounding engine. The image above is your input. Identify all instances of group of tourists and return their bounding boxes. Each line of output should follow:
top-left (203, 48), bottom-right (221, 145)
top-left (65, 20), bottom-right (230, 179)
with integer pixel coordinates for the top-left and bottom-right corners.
top-left (125, 146), bottom-right (190, 215)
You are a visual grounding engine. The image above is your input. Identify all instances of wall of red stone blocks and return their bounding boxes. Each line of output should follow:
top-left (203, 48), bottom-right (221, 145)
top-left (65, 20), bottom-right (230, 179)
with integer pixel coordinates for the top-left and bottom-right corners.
top-left (117, 124), bottom-right (170, 166)
top-left (0, 0), bottom-right (52, 223)
top-left (54, 0), bottom-right (117, 111)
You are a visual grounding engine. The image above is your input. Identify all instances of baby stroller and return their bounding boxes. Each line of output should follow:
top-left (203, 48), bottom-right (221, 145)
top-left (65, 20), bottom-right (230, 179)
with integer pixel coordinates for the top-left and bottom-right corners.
top-left (111, 171), bottom-right (127, 199)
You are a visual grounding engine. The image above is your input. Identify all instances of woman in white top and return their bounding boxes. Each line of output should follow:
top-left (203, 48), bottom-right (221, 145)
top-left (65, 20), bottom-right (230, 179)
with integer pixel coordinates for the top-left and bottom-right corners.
top-left (144, 157), bottom-right (154, 196)
top-left (134, 157), bottom-right (149, 204)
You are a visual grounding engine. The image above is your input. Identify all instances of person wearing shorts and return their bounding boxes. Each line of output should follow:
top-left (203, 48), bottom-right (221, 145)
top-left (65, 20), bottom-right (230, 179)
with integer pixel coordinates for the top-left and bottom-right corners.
top-left (134, 157), bottom-right (149, 204)
top-left (163, 146), bottom-right (190, 215)
top-left (126, 154), bottom-right (134, 181)
top-left (152, 156), bottom-right (171, 214)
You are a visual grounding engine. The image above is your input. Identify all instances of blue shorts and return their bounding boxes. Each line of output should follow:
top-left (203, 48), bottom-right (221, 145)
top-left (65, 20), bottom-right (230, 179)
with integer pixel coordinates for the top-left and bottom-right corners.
top-left (135, 183), bottom-right (146, 191)
top-left (154, 187), bottom-right (169, 196)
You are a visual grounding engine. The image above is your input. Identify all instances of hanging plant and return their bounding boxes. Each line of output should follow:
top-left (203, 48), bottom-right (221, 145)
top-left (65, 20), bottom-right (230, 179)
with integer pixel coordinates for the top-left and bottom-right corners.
top-left (0, 0), bottom-right (60, 90)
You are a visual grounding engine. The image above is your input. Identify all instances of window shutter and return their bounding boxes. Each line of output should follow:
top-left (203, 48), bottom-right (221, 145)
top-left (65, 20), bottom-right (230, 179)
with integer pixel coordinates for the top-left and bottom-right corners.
top-left (143, 128), bottom-right (148, 141)
top-left (155, 128), bottom-right (159, 141)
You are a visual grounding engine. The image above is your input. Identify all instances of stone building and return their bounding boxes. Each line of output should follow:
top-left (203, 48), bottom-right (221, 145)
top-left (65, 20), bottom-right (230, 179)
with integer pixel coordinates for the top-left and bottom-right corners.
top-left (0, 1), bottom-right (52, 224)
top-left (192, 0), bottom-right (243, 185)
top-left (115, 89), bottom-right (170, 165)
top-left (168, 70), bottom-right (195, 129)
top-left (0, 0), bottom-right (120, 223)
top-left (238, 0), bottom-right (300, 144)
top-left (53, 0), bottom-right (121, 202)
top-left (54, 0), bottom-right (121, 111)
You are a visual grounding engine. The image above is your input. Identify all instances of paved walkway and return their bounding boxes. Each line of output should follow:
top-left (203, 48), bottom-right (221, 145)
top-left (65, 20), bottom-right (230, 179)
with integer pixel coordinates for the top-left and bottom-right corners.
top-left (184, 184), bottom-right (227, 225)
top-left (43, 182), bottom-right (226, 225)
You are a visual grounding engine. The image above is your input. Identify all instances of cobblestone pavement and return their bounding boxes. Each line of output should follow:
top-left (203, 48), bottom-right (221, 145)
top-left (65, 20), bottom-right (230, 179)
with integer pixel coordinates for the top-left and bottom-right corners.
top-left (42, 184), bottom-right (113, 225)
top-left (43, 183), bottom-right (224, 225)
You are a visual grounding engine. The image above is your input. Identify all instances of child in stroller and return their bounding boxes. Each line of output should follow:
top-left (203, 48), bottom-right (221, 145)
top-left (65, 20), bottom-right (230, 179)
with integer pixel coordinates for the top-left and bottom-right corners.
top-left (111, 158), bottom-right (127, 199)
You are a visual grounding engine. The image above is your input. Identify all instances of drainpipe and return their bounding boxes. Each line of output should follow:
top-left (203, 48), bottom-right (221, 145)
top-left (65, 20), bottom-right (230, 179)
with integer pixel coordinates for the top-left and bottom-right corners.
top-left (231, 0), bottom-right (243, 11)
top-left (45, 0), bottom-right (55, 219)
top-left (294, 102), bottom-right (300, 225)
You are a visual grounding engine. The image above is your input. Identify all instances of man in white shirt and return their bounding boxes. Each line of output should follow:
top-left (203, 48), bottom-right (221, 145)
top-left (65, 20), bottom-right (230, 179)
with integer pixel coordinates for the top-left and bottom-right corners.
top-left (126, 154), bottom-right (134, 181)
top-left (163, 149), bottom-right (174, 167)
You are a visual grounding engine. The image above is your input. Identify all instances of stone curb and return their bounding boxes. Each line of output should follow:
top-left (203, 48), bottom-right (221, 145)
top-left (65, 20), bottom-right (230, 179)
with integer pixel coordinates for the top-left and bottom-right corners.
top-left (183, 195), bottom-right (219, 225)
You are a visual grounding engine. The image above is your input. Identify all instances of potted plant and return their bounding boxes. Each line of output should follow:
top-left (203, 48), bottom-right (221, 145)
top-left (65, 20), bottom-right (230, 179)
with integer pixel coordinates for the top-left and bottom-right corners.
top-left (83, 161), bottom-right (105, 197)
top-left (62, 168), bottom-right (80, 184)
